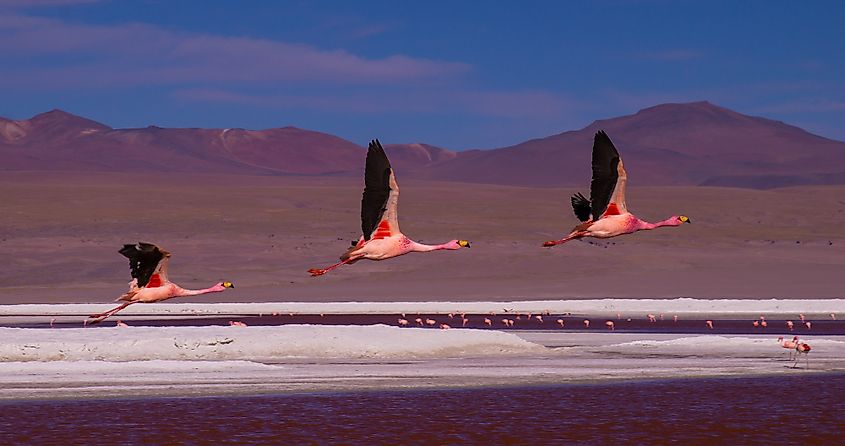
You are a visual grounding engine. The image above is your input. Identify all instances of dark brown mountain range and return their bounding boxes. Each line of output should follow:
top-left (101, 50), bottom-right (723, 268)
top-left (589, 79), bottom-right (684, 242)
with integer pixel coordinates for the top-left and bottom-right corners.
top-left (3, 101), bottom-right (843, 188)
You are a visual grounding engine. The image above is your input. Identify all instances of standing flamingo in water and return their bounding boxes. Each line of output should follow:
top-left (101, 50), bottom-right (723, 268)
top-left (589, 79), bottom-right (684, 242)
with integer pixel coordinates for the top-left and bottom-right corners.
top-left (543, 131), bottom-right (690, 247)
top-left (778, 336), bottom-right (798, 361)
top-left (309, 140), bottom-right (470, 276)
top-left (86, 243), bottom-right (234, 324)
top-left (793, 341), bottom-right (811, 369)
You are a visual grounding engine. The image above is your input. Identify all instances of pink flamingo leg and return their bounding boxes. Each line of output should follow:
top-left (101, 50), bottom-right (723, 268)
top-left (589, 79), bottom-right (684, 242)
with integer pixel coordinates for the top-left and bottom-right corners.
top-left (308, 257), bottom-right (359, 276)
top-left (86, 302), bottom-right (133, 325)
top-left (543, 232), bottom-right (585, 247)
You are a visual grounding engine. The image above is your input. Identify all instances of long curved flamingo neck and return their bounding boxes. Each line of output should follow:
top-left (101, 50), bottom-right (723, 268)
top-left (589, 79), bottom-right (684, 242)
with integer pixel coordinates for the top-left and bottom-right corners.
top-left (636, 217), bottom-right (681, 231)
top-left (177, 284), bottom-right (226, 296)
top-left (409, 241), bottom-right (455, 252)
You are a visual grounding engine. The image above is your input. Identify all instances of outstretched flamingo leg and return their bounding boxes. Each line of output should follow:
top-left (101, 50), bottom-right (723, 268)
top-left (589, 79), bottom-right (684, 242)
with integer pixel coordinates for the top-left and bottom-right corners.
top-left (86, 302), bottom-right (133, 325)
top-left (308, 257), bottom-right (360, 276)
top-left (543, 232), bottom-right (587, 247)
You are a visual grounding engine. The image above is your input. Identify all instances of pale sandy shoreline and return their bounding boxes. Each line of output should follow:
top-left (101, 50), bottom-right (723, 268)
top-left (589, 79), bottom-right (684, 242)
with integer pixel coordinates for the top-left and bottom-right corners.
top-left (1, 298), bottom-right (843, 320)
top-left (1, 328), bottom-right (843, 400)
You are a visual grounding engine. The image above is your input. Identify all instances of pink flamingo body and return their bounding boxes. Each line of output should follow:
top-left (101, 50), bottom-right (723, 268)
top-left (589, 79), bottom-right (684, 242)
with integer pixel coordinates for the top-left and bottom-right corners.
top-left (583, 319), bottom-right (590, 328)
top-left (793, 342), bottom-right (811, 368)
top-left (778, 336), bottom-right (798, 361)
top-left (87, 243), bottom-right (233, 325)
top-left (484, 318), bottom-right (492, 327)
top-left (398, 318), bottom-right (409, 327)
top-left (556, 319), bottom-right (565, 327)
top-left (605, 321), bottom-right (615, 330)
top-left (706, 320), bottom-right (714, 330)
top-left (543, 131), bottom-right (689, 247)
top-left (309, 140), bottom-right (469, 276)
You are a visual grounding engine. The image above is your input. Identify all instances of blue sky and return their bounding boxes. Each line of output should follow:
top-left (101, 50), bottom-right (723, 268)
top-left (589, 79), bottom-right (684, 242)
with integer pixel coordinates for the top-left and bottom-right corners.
top-left (1, 0), bottom-right (843, 149)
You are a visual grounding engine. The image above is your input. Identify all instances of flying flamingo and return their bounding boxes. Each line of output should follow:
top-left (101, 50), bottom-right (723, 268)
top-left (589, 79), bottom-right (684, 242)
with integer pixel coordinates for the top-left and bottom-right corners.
top-left (86, 243), bottom-right (234, 324)
top-left (778, 336), bottom-right (798, 361)
top-left (308, 140), bottom-right (470, 276)
top-left (543, 131), bottom-right (690, 247)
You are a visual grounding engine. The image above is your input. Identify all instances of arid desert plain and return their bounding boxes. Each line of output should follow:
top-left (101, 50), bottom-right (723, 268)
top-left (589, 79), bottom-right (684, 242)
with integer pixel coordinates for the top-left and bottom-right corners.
top-left (1, 172), bottom-right (843, 303)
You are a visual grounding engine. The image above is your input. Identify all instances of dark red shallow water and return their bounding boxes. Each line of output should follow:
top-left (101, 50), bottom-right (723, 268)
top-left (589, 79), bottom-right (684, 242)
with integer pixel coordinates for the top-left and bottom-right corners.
top-left (1, 374), bottom-right (842, 445)
top-left (11, 313), bottom-right (845, 335)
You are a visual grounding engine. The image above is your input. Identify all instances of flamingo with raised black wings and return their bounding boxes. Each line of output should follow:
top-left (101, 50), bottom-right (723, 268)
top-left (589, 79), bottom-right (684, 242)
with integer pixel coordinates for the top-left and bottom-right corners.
top-left (86, 243), bottom-right (234, 324)
top-left (543, 130), bottom-right (690, 247)
top-left (309, 139), bottom-right (470, 276)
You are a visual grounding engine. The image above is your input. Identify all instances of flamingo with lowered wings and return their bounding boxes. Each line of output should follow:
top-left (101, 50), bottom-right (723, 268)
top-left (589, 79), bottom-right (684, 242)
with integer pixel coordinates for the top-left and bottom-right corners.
top-left (309, 139), bottom-right (470, 276)
top-left (543, 131), bottom-right (690, 247)
top-left (86, 243), bottom-right (233, 324)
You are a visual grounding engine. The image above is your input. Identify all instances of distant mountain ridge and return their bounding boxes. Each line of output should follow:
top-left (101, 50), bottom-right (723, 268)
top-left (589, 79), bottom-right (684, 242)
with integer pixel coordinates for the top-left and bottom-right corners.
top-left (3, 102), bottom-right (844, 188)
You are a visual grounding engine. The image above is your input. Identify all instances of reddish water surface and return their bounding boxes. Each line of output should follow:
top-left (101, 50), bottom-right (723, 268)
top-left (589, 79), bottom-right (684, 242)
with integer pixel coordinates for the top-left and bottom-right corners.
top-left (1, 374), bottom-right (842, 445)
top-left (11, 313), bottom-right (845, 335)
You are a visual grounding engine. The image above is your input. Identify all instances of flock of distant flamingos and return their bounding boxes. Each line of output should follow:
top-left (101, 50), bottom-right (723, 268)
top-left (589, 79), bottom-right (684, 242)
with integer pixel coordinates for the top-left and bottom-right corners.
top-left (78, 131), bottom-right (822, 368)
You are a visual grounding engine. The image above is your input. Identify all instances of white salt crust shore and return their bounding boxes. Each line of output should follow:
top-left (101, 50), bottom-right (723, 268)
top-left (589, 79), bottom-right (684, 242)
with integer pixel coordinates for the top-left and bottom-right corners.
top-left (1, 326), bottom-right (843, 400)
top-left (1, 298), bottom-right (843, 319)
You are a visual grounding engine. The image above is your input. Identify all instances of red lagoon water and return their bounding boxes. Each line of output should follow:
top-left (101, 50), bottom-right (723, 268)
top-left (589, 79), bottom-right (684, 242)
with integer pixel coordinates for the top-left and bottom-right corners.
top-left (1, 374), bottom-right (843, 445)
top-left (14, 313), bottom-right (845, 335)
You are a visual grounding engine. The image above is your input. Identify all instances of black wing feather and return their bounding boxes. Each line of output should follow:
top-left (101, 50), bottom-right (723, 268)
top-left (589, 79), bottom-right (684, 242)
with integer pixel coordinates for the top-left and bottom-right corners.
top-left (360, 139), bottom-right (392, 240)
top-left (589, 130), bottom-right (620, 221)
top-left (570, 192), bottom-right (591, 222)
top-left (119, 242), bottom-right (165, 287)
